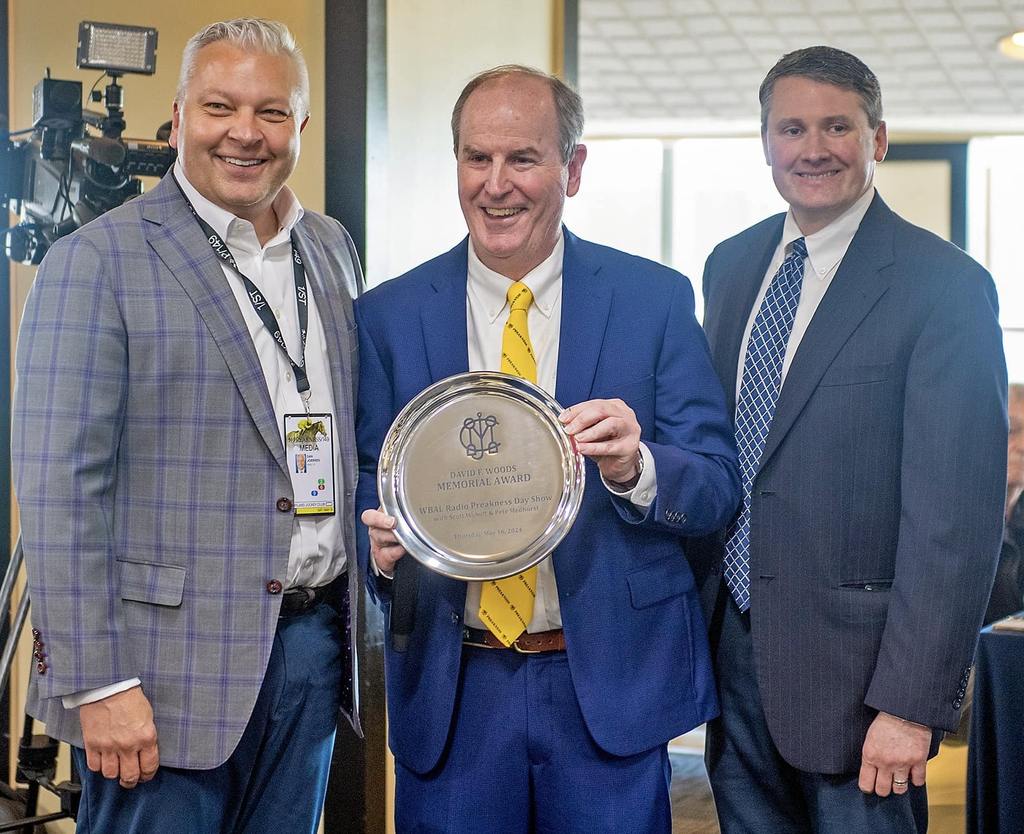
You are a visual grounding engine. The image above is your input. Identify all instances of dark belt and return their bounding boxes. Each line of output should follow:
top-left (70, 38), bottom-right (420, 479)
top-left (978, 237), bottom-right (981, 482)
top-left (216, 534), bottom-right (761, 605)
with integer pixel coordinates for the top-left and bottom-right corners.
top-left (462, 626), bottom-right (566, 654)
top-left (280, 584), bottom-right (331, 618)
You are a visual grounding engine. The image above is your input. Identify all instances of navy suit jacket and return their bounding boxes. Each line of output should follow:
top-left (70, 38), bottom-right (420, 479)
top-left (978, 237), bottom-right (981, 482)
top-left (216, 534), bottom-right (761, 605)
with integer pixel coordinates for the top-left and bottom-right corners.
top-left (695, 193), bottom-right (1007, 774)
top-left (356, 229), bottom-right (740, 773)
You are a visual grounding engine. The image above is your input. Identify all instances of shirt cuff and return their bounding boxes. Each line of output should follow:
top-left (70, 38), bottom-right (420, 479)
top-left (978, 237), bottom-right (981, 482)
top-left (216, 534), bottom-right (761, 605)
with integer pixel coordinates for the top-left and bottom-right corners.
top-left (62, 678), bottom-right (142, 709)
top-left (603, 442), bottom-right (657, 508)
top-left (371, 557), bottom-right (394, 581)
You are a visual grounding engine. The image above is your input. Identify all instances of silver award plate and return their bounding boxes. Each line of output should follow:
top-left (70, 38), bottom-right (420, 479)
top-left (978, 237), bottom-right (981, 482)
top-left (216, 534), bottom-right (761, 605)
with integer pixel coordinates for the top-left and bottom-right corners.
top-left (378, 371), bottom-right (585, 580)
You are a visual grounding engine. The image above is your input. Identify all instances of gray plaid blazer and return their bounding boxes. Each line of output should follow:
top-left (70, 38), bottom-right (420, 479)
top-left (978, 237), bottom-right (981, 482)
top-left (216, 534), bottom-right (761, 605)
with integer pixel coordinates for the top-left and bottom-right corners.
top-left (12, 173), bottom-right (362, 769)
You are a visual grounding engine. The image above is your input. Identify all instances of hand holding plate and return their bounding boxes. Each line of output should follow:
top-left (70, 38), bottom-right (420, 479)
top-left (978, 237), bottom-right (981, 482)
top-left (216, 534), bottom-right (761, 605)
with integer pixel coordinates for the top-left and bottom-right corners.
top-left (361, 507), bottom-right (407, 575)
top-left (559, 399), bottom-right (641, 484)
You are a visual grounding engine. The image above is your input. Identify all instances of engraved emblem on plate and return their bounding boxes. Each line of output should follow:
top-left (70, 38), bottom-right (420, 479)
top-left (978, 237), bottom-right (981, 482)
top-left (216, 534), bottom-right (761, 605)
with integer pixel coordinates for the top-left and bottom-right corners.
top-left (460, 412), bottom-right (500, 460)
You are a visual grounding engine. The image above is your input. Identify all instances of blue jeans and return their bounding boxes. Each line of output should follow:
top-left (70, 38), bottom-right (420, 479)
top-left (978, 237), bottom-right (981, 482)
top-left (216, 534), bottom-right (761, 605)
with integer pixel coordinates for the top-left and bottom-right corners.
top-left (73, 602), bottom-right (343, 834)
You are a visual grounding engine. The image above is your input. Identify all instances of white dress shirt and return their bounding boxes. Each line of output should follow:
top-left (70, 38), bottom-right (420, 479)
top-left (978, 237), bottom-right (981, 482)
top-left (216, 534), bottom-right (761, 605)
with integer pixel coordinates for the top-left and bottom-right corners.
top-left (735, 187), bottom-right (876, 402)
top-left (462, 233), bottom-right (657, 632)
top-left (64, 162), bottom-right (345, 708)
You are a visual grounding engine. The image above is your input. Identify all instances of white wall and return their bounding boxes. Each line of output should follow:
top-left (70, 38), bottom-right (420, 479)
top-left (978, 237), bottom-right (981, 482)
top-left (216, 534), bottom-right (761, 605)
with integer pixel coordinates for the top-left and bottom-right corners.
top-left (381, 0), bottom-right (556, 285)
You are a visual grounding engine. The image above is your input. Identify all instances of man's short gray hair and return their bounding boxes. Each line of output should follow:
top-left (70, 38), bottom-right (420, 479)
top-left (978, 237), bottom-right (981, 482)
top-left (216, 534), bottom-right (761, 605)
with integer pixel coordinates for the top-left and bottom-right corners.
top-left (759, 46), bottom-right (883, 131)
top-left (176, 18), bottom-right (310, 117)
top-left (450, 65), bottom-right (584, 165)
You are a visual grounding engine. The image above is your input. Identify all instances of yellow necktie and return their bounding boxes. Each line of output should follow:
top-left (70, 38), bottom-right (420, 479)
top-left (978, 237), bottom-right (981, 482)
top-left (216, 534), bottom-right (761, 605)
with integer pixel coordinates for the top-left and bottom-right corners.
top-left (478, 281), bottom-right (538, 646)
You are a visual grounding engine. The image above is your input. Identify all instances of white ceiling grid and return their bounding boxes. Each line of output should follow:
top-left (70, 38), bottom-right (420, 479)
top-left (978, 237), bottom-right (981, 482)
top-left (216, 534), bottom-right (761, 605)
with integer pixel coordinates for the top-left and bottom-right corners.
top-left (579, 0), bottom-right (1024, 128)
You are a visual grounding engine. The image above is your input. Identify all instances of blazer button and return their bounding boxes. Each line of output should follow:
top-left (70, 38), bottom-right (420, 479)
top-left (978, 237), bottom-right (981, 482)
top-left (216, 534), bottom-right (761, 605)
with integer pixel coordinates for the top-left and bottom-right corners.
top-left (31, 628), bottom-right (40, 639)
top-left (36, 661), bottom-right (47, 675)
top-left (266, 579), bottom-right (283, 594)
top-left (276, 497), bottom-right (293, 513)
top-left (33, 650), bottom-right (46, 661)
top-left (952, 698), bottom-right (963, 709)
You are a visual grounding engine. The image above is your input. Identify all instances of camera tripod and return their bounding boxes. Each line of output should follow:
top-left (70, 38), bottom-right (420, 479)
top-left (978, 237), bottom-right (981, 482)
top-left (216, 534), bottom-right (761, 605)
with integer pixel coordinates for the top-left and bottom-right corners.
top-left (0, 539), bottom-right (80, 832)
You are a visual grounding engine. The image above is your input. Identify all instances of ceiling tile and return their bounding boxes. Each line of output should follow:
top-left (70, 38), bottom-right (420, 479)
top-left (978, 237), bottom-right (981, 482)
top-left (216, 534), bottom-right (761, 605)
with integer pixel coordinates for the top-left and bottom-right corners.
top-left (580, 0), bottom-right (1024, 123)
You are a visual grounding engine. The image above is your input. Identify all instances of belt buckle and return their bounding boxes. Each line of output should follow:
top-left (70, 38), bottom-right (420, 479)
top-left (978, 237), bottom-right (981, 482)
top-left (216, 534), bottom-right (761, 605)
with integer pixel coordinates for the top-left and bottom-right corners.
top-left (295, 587), bottom-right (317, 613)
top-left (511, 639), bottom-right (542, 655)
top-left (461, 627), bottom-right (491, 650)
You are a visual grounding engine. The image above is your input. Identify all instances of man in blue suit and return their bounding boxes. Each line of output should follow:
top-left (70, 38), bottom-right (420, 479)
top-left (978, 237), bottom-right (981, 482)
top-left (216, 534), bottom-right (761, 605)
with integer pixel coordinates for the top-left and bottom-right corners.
top-left (357, 65), bottom-right (740, 832)
top-left (695, 46), bottom-right (1006, 833)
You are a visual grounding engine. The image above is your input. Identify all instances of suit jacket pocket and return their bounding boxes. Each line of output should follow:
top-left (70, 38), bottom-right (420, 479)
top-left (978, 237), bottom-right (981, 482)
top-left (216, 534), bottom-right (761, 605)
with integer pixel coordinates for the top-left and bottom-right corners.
top-left (627, 555), bottom-right (695, 609)
top-left (818, 362), bottom-right (891, 387)
top-left (838, 580), bottom-right (893, 592)
top-left (118, 560), bottom-right (186, 607)
top-left (592, 374), bottom-right (654, 408)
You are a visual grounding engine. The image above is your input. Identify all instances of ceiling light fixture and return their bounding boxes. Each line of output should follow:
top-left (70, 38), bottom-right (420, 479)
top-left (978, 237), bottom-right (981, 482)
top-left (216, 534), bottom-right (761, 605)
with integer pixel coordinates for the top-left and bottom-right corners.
top-left (997, 31), bottom-right (1024, 60)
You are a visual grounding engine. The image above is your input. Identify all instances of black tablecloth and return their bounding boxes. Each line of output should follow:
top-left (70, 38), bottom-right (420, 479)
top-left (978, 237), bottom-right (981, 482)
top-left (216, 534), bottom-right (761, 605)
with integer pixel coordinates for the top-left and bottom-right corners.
top-left (967, 622), bottom-right (1024, 833)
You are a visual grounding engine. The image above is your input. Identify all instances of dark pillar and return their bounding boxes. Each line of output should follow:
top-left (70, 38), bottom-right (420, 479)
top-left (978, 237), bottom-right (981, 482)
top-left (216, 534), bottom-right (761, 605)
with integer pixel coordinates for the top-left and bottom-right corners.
top-left (562, 0), bottom-right (579, 85)
top-left (323, 2), bottom-right (388, 832)
top-left (324, 0), bottom-right (386, 268)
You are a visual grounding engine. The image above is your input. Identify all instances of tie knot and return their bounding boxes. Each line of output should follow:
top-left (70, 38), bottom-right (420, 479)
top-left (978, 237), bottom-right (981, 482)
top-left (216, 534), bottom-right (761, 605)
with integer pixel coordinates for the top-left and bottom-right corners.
top-left (507, 281), bottom-right (534, 313)
top-left (789, 237), bottom-right (807, 260)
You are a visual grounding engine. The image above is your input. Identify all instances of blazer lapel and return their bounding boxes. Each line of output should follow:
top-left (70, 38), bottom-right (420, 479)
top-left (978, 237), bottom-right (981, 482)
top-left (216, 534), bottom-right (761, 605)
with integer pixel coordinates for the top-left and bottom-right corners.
top-left (413, 230), bottom-right (612, 405)
top-left (758, 195), bottom-right (896, 469)
top-left (555, 230), bottom-right (612, 407)
top-left (712, 219), bottom-right (783, 414)
top-left (421, 241), bottom-right (470, 381)
top-left (141, 176), bottom-right (288, 476)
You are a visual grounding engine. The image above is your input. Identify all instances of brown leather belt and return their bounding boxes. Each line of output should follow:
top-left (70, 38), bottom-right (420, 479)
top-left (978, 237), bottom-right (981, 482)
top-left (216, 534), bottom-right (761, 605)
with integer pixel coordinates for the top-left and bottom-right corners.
top-left (462, 626), bottom-right (566, 654)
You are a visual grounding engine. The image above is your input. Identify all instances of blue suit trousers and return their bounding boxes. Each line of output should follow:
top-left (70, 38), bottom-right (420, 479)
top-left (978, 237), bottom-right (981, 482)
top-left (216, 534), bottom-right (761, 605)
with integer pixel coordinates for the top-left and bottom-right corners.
top-left (395, 646), bottom-right (672, 834)
top-left (72, 602), bottom-right (343, 834)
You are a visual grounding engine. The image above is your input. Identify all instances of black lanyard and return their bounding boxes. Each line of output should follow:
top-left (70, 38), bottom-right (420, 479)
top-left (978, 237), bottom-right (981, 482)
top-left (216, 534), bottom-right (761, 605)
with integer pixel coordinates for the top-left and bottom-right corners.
top-left (173, 174), bottom-right (311, 397)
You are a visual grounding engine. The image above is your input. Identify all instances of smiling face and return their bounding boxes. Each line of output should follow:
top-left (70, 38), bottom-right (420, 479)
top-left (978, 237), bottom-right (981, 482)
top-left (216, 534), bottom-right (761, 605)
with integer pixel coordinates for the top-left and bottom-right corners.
top-left (169, 40), bottom-right (307, 237)
top-left (762, 76), bottom-right (887, 235)
top-left (456, 75), bottom-right (586, 280)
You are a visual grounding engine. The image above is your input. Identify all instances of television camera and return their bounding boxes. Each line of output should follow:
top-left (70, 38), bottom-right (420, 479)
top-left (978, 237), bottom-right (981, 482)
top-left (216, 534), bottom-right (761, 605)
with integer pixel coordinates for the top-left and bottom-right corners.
top-left (1, 21), bottom-right (175, 265)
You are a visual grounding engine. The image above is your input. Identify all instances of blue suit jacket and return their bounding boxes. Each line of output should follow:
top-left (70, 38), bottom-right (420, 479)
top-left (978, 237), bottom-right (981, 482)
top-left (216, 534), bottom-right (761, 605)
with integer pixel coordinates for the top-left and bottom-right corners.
top-left (695, 193), bottom-right (1007, 774)
top-left (356, 229), bottom-right (740, 773)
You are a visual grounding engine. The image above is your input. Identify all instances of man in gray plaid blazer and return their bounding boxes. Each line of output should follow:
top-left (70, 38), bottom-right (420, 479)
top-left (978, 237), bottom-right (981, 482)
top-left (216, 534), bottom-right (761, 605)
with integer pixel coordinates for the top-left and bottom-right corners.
top-left (12, 19), bottom-right (361, 833)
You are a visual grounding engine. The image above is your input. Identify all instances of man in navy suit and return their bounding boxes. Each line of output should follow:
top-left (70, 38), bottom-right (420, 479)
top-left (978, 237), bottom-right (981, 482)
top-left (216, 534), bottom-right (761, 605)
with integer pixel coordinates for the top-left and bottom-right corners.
top-left (696, 46), bottom-right (1006, 833)
top-left (357, 65), bottom-right (739, 832)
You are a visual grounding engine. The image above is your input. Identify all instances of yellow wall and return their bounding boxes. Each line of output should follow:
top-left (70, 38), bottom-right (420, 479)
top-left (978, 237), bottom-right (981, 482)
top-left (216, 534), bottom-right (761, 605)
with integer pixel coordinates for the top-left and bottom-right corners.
top-left (7, 2), bottom-right (325, 207)
top-left (875, 159), bottom-right (953, 241)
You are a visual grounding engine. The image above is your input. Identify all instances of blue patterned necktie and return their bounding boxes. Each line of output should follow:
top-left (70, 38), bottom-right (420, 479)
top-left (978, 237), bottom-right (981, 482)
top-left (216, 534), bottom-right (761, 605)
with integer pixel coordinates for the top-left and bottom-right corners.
top-left (723, 237), bottom-right (808, 611)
